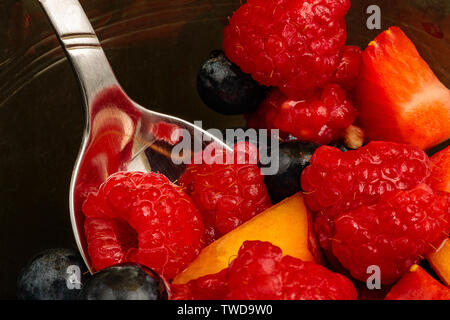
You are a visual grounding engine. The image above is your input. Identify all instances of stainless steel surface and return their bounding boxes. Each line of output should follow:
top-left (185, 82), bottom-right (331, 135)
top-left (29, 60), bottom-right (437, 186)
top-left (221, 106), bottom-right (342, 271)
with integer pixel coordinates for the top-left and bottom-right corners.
top-left (38, 0), bottom-right (231, 273)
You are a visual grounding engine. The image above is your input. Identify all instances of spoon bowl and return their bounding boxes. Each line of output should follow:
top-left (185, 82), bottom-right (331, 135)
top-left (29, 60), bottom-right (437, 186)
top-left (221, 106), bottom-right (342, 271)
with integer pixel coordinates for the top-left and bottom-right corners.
top-left (38, 0), bottom-right (231, 273)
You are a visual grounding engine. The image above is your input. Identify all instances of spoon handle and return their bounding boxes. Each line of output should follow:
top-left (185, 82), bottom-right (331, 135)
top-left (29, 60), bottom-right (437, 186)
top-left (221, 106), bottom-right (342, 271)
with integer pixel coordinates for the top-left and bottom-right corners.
top-left (38, 0), bottom-right (120, 103)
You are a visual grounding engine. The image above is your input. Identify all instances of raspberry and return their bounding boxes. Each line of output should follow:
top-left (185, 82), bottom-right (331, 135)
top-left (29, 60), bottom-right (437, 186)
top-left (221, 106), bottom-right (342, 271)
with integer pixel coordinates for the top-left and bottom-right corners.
top-left (301, 142), bottom-right (433, 249)
top-left (301, 142), bottom-right (450, 283)
top-left (246, 84), bottom-right (356, 144)
top-left (332, 184), bottom-right (450, 284)
top-left (84, 218), bottom-right (137, 271)
top-left (333, 45), bottom-right (362, 90)
top-left (172, 241), bottom-right (357, 300)
top-left (171, 269), bottom-right (229, 300)
top-left (180, 142), bottom-right (271, 243)
top-left (82, 171), bottom-right (204, 279)
top-left (223, 0), bottom-right (350, 99)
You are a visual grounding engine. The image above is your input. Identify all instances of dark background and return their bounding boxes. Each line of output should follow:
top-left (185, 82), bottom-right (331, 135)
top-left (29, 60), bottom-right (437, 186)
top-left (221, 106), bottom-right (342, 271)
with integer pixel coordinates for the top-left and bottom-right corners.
top-left (0, 0), bottom-right (449, 299)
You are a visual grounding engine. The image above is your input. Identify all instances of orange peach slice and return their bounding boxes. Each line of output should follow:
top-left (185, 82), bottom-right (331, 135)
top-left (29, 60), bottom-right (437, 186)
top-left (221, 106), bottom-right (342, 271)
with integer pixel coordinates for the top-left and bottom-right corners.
top-left (428, 238), bottom-right (450, 286)
top-left (173, 193), bottom-right (319, 284)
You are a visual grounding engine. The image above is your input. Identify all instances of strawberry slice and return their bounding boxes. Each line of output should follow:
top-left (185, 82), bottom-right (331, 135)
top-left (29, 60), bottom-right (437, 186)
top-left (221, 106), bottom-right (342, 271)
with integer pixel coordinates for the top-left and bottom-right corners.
top-left (385, 265), bottom-right (450, 300)
top-left (356, 27), bottom-right (450, 150)
top-left (429, 146), bottom-right (450, 193)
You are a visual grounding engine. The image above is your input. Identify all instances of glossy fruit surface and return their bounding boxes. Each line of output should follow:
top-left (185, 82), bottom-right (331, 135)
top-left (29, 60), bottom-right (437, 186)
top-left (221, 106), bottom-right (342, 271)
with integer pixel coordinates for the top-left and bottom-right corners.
top-left (428, 146), bottom-right (450, 193)
top-left (385, 265), bottom-right (450, 300)
top-left (264, 141), bottom-right (320, 203)
top-left (197, 50), bottom-right (266, 115)
top-left (79, 264), bottom-right (168, 300)
top-left (332, 184), bottom-right (450, 284)
top-left (82, 171), bottom-right (204, 279)
top-left (17, 248), bottom-right (88, 300)
top-left (84, 218), bottom-right (137, 271)
top-left (173, 193), bottom-right (320, 285)
top-left (246, 84), bottom-right (356, 144)
top-left (223, 0), bottom-right (350, 99)
top-left (180, 142), bottom-right (271, 242)
top-left (333, 45), bottom-right (362, 90)
top-left (301, 141), bottom-right (433, 250)
top-left (428, 239), bottom-right (450, 286)
top-left (356, 27), bottom-right (450, 150)
top-left (173, 241), bottom-right (357, 300)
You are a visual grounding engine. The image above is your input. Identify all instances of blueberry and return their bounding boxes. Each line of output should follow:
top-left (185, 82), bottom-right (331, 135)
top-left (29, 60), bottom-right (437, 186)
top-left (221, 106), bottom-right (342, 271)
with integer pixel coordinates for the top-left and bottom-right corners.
top-left (79, 264), bottom-right (168, 300)
top-left (197, 50), bottom-right (266, 115)
top-left (17, 248), bottom-right (88, 300)
top-left (263, 141), bottom-right (320, 204)
top-left (329, 141), bottom-right (349, 152)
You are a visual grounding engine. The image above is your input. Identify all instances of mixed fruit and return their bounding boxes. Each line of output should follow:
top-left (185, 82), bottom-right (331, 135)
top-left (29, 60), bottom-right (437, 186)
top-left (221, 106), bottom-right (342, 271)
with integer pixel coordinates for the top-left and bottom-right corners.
top-left (17, 0), bottom-right (450, 300)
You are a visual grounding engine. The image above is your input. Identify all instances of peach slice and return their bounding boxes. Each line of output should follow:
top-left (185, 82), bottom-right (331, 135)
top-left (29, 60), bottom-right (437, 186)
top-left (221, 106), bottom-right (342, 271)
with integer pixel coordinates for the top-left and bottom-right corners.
top-left (173, 193), bottom-right (320, 284)
top-left (428, 239), bottom-right (450, 286)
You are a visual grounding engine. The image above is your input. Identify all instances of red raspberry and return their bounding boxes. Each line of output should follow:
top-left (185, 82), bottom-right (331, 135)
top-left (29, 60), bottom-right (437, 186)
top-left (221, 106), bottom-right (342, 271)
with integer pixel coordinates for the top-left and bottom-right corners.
top-left (246, 84), bottom-right (356, 144)
top-left (333, 45), bottom-right (362, 90)
top-left (180, 142), bottom-right (271, 243)
top-left (171, 269), bottom-right (229, 300)
top-left (332, 184), bottom-right (450, 284)
top-left (223, 0), bottom-right (350, 99)
top-left (301, 142), bottom-right (433, 249)
top-left (84, 218), bottom-right (137, 271)
top-left (301, 142), bottom-right (450, 283)
top-left (82, 171), bottom-right (204, 279)
top-left (172, 241), bottom-right (357, 300)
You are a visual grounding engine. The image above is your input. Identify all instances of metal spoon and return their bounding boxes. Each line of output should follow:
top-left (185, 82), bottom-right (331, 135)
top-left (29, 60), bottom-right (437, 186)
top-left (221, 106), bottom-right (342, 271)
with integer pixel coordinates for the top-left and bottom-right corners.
top-left (38, 0), bottom-right (231, 273)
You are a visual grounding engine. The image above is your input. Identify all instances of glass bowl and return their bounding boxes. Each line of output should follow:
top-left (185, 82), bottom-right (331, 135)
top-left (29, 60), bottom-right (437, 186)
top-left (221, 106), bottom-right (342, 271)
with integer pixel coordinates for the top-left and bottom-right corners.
top-left (0, 0), bottom-right (449, 298)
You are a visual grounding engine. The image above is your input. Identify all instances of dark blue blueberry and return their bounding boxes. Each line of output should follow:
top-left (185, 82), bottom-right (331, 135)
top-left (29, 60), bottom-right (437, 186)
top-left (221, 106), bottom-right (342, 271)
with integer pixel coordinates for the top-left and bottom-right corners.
top-left (16, 248), bottom-right (88, 300)
top-left (79, 263), bottom-right (168, 300)
top-left (329, 141), bottom-right (350, 152)
top-left (197, 50), bottom-right (266, 115)
top-left (263, 141), bottom-right (320, 204)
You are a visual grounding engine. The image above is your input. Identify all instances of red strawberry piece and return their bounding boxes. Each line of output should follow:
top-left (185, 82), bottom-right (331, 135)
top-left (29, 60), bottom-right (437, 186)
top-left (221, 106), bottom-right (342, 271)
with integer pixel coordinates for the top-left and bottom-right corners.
top-left (428, 146), bottom-right (450, 193)
top-left (246, 84), bottom-right (356, 144)
top-left (332, 184), bottom-right (450, 284)
top-left (84, 217), bottom-right (137, 271)
top-left (333, 45), bottom-right (362, 90)
top-left (223, 0), bottom-right (350, 99)
top-left (385, 265), bottom-right (450, 300)
top-left (180, 142), bottom-right (271, 243)
top-left (356, 27), bottom-right (450, 150)
top-left (171, 241), bottom-right (357, 300)
top-left (82, 171), bottom-right (204, 279)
